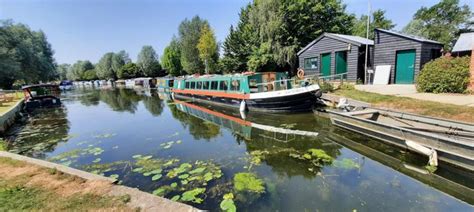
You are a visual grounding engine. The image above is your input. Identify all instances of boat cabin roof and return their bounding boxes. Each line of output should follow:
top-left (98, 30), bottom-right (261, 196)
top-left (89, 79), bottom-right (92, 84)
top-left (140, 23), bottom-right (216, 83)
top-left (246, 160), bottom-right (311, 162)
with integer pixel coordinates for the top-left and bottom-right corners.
top-left (22, 84), bottom-right (59, 90)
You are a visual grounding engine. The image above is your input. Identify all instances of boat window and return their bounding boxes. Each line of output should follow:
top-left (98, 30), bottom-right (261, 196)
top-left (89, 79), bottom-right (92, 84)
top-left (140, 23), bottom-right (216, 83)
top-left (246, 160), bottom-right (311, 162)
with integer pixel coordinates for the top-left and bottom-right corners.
top-left (168, 81), bottom-right (174, 87)
top-left (249, 79), bottom-right (258, 93)
top-left (190, 81), bottom-right (196, 89)
top-left (203, 81), bottom-right (209, 90)
top-left (211, 81), bottom-right (218, 90)
top-left (219, 81), bottom-right (228, 91)
top-left (231, 80), bottom-right (240, 91)
top-left (185, 82), bottom-right (190, 89)
top-left (197, 81), bottom-right (202, 89)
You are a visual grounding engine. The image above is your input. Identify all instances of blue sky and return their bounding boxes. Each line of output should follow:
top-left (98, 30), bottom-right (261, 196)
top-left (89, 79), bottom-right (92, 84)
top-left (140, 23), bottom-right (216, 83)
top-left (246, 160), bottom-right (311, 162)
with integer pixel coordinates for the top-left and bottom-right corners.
top-left (0, 0), bottom-right (471, 64)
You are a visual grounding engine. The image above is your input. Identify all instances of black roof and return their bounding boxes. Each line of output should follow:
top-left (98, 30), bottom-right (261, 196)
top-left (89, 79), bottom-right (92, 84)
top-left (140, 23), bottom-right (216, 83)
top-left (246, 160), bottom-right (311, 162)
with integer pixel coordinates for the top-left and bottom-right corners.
top-left (22, 84), bottom-right (59, 89)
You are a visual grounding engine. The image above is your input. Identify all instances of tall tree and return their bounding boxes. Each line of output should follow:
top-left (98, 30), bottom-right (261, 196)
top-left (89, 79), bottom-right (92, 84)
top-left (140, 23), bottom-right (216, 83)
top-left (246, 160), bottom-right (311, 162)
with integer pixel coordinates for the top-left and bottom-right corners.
top-left (68, 60), bottom-right (94, 80)
top-left (222, 0), bottom-right (355, 73)
top-left (137, 45), bottom-right (163, 77)
top-left (401, 19), bottom-right (430, 38)
top-left (178, 16), bottom-right (209, 74)
top-left (117, 50), bottom-right (131, 64)
top-left (56, 64), bottom-right (70, 80)
top-left (197, 25), bottom-right (219, 74)
top-left (352, 9), bottom-right (395, 39)
top-left (96, 52), bottom-right (115, 80)
top-left (406, 0), bottom-right (472, 50)
top-left (111, 53), bottom-right (125, 77)
top-left (221, 5), bottom-right (257, 73)
top-left (161, 36), bottom-right (183, 76)
top-left (117, 63), bottom-right (139, 79)
top-left (0, 20), bottom-right (57, 88)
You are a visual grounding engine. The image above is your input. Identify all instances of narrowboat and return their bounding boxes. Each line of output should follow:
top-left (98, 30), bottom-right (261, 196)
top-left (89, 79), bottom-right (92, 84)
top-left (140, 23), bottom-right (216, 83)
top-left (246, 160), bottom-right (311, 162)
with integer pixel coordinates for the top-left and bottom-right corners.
top-left (171, 72), bottom-right (321, 112)
top-left (22, 84), bottom-right (61, 112)
top-left (156, 78), bottom-right (174, 93)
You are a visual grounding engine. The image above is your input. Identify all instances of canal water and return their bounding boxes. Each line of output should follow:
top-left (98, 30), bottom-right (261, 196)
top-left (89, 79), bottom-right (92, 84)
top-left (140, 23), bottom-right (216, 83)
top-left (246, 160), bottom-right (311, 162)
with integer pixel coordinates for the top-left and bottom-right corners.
top-left (3, 88), bottom-right (473, 211)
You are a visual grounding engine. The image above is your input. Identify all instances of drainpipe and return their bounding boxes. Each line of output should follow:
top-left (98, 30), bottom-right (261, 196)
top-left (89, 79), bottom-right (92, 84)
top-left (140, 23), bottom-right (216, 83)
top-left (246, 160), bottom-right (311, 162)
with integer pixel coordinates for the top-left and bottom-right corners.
top-left (469, 47), bottom-right (474, 92)
top-left (364, 0), bottom-right (371, 84)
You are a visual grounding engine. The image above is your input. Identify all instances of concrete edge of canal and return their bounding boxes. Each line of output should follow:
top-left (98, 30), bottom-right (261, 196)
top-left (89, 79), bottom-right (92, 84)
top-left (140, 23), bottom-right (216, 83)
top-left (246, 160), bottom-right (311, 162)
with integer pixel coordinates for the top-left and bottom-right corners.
top-left (0, 151), bottom-right (201, 212)
top-left (0, 100), bottom-right (23, 134)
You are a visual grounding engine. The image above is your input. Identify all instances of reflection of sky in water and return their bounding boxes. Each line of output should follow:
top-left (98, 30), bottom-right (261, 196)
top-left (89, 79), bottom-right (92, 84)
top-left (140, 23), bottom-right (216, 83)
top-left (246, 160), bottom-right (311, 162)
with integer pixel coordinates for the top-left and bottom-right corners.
top-left (5, 88), bottom-right (473, 211)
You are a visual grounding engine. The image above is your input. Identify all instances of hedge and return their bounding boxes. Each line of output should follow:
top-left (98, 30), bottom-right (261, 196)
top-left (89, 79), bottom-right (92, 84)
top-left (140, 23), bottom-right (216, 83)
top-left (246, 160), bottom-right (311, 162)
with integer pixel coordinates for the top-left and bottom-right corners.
top-left (416, 56), bottom-right (471, 93)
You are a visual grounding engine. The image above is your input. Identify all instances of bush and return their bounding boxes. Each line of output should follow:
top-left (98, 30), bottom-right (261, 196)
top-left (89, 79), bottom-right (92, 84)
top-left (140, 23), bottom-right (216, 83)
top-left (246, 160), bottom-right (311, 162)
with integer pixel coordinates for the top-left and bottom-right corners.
top-left (319, 81), bottom-right (334, 93)
top-left (416, 56), bottom-right (471, 93)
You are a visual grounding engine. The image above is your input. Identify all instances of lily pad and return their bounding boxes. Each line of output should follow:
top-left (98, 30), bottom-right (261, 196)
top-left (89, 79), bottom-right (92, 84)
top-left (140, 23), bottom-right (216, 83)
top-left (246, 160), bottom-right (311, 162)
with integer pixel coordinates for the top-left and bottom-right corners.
top-left (170, 182), bottom-right (178, 188)
top-left (109, 174), bottom-right (119, 180)
top-left (92, 158), bottom-right (101, 163)
top-left (171, 195), bottom-right (180, 201)
top-left (152, 174), bottom-right (162, 181)
top-left (220, 199), bottom-right (237, 212)
top-left (234, 172), bottom-right (265, 193)
top-left (178, 174), bottom-right (190, 179)
top-left (181, 188), bottom-right (206, 203)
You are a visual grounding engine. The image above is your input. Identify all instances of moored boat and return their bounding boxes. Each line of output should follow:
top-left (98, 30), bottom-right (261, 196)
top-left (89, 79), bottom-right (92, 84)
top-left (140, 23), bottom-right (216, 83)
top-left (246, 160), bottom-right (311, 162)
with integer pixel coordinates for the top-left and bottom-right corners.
top-left (328, 108), bottom-right (474, 171)
top-left (156, 78), bottom-right (174, 93)
top-left (171, 72), bottom-right (321, 112)
top-left (22, 84), bottom-right (61, 112)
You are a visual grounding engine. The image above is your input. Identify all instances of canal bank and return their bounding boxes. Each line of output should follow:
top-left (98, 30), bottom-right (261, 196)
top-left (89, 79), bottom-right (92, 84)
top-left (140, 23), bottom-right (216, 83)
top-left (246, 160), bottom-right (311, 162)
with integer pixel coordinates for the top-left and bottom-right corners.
top-left (0, 99), bottom-right (23, 134)
top-left (0, 151), bottom-right (199, 211)
top-left (2, 88), bottom-right (472, 211)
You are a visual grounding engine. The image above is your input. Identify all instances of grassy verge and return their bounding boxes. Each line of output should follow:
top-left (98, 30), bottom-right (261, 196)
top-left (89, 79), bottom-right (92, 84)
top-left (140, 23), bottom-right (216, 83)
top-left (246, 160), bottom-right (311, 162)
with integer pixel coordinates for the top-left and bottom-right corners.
top-left (333, 88), bottom-right (474, 123)
top-left (0, 157), bottom-right (133, 211)
top-left (0, 92), bottom-right (24, 114)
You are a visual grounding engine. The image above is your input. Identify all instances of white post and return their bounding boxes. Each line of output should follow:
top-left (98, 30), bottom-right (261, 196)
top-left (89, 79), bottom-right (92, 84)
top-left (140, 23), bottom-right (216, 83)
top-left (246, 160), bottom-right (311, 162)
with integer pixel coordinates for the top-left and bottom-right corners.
top-left (364, 0), bottom-right (371, 84)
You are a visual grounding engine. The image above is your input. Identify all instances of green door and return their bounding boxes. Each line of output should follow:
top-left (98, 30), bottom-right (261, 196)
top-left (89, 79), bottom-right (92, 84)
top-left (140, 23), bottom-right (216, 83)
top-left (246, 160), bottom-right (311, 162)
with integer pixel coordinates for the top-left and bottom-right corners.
top-left (335, 51), bottom-right (347, 75)
top-left (395, 50), bottom-right (416, 84)
top-left (320, 53), bottom-right (331, 76)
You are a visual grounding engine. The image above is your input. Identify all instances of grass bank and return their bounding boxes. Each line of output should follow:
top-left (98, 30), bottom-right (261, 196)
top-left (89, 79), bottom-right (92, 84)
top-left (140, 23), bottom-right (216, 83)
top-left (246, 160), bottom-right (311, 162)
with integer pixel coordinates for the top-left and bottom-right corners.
top-left (0, 157), bottom-right (133, 211)
top-left (0, 92), bottom-right (23, 114)
top-left (333, 88), bottom-right (474, 123)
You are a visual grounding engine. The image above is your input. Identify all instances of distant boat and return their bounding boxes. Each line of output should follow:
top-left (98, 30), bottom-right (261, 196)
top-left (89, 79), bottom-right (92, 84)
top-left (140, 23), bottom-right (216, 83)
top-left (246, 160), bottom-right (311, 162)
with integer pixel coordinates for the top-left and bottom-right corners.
top-left (171, 72), bottom-right (321, 113)
top-left (22, 84), bottom-right (61, 112)
top-left (59, 80), bottom-right (73, 90)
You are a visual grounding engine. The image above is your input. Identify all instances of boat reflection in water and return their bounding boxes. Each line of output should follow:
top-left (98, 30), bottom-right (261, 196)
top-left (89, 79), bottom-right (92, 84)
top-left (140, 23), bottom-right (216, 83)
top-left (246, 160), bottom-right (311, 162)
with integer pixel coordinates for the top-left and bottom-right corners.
top-left (174, 99), bottom-right (319, 141)
top-left (169, 97), bottom-right (474, 205)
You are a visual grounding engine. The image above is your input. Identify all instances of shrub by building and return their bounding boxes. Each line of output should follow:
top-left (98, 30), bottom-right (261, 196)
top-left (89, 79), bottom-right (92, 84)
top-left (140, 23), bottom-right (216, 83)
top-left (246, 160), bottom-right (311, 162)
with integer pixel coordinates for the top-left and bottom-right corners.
top-left (416, 56), bottom-right (471, 93)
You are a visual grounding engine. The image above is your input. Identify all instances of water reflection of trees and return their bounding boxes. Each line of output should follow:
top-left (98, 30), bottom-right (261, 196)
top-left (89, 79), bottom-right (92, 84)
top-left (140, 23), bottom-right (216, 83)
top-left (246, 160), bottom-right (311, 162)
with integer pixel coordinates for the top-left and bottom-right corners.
top-left (142, 91), bottom-right (164, 116)
top-left (5, 107), bottom-right (70, 159)
top-left (168, 103), bottom-right (221, 140)
top-left (77, 88), bottom-right (164, 116)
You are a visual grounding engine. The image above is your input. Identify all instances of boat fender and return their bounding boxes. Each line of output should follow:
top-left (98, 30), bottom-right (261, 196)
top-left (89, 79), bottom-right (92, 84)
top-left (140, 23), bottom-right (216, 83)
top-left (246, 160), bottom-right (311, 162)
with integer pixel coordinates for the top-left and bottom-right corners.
top-left (240, 100), bottom-right (247, 112)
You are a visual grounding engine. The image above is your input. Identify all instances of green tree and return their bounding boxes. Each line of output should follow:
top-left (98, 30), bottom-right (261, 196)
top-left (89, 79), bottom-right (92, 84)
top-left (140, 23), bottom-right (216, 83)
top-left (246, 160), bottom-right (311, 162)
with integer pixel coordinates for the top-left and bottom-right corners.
top-left (178, 16), bottom-right (209, 74)
top-left (161, 36), bottom-right (183, 76)
top-left (401, 19), bottom-right (430, 38)
top-left (96, 52), bottom-right (115, 80)
top-left (0, 20), bottom-right (57, 88)
top-left (222, 0), bottom-right (355, 73)
top-left (407, 0), bottom-right (472, 50)
top-left (56, 64), bottom-right (70, 80)
top-left (352, 9), bottom-right (395, 39)
top-left (137, 45), bottom-right (163, 77)
top-left (68, 60), bottom-right (94, 80)
top-left (117, 63), bottom-right (139, 79)
top-left (82, 69), bottom-right (98, 80)
top-left (197, 25), bottom-right (219, 74)
top-left (221, 5), bottom-right (257, 73)
top-left (117, 50), bottom-right (131, 64)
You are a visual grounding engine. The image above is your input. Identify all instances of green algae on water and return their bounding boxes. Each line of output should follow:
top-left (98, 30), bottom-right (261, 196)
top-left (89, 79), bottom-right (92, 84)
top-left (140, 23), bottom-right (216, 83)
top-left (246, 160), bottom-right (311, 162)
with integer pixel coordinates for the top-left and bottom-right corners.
top-left (233, 172), bottom-right (265, 193)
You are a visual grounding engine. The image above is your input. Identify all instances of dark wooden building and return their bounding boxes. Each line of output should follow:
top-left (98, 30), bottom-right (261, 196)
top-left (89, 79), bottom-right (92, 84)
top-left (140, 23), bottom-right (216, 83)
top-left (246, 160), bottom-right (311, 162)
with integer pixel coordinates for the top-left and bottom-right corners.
top-left (297, 33), bottom-right (373, 82)
top-left (373, 29), bottom-right (443, 84)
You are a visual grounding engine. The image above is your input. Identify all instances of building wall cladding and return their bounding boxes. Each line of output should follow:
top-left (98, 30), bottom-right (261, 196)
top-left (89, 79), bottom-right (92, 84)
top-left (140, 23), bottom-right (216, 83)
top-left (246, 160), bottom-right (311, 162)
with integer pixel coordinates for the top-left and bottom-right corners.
top-left (374, 30), bottom-right (443, 84)
top-left (298, 36), bottom-right (360, 81)
top-left (374, 30), bottom-right (422, 83)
